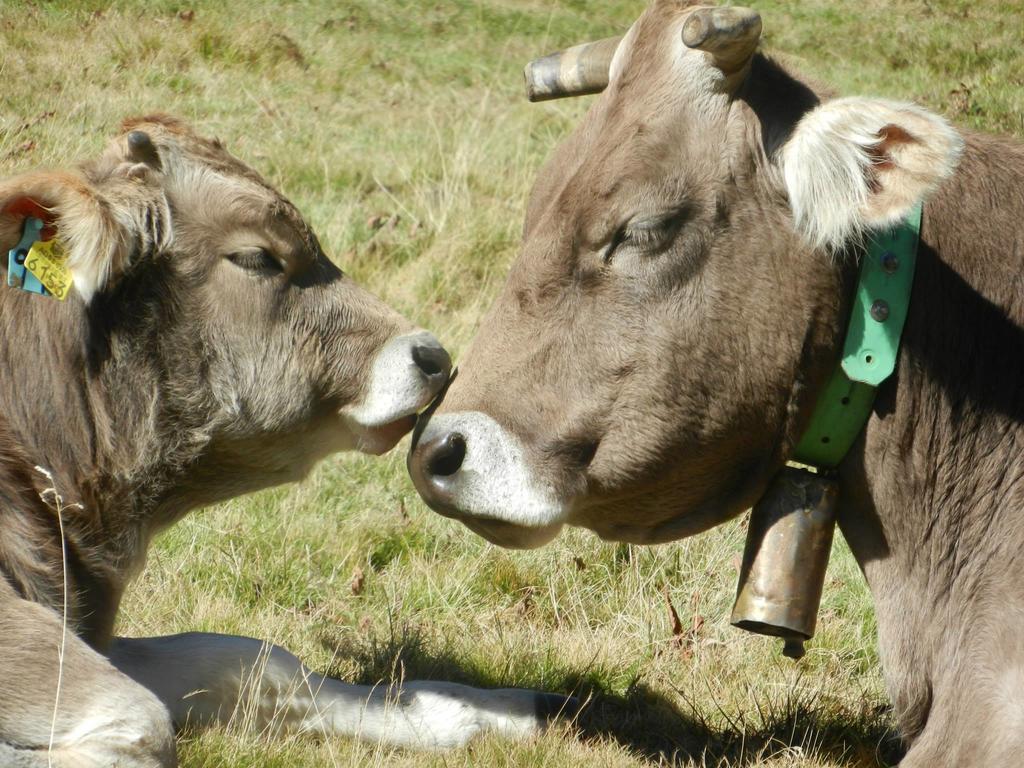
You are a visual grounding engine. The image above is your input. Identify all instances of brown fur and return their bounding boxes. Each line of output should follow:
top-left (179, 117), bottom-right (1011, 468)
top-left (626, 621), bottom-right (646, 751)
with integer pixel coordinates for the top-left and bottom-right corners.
top-left (0, 117), bottom-right (411, 644)
top-left (0, 115), bottom-right (425, 764)
top-left (414, 2), bottom-right (1024, 763)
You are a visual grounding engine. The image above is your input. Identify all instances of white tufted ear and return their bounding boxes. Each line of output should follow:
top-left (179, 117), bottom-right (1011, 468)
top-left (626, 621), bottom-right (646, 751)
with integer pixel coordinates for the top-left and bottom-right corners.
top-left (0, 170), bottom-right (135, 303)
top-left (780, 97), bottom-right (963, 251)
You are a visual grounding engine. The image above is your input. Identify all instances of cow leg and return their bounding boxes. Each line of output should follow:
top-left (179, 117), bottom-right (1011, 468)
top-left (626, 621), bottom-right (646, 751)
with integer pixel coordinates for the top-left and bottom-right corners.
top-left (900, 698), bottom-right (1024, 768)
top-left (109, 632), bottom-right (573, 749)
top-left (878, 599), bottom-right (1024, 768)
top-left (0, 594), bottom-right (176, 767)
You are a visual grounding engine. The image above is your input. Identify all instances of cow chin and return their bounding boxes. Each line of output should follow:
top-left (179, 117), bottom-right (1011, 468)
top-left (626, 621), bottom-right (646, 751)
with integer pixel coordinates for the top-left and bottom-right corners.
top-left (351, 414), bottom-right (418, 456)
top-left (461, 518), bottom-right (564, 550)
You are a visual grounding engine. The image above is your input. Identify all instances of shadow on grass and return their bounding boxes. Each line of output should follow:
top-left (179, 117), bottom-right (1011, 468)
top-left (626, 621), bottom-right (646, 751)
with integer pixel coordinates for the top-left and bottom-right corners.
top-left (319, 623), bottom-right (903, 767)
top-left (570, 677), bottom-right (903, 768)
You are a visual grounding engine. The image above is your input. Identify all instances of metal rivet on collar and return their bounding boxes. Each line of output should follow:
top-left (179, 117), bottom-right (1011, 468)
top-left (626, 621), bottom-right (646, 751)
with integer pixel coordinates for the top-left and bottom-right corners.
top-left (870, 299), bottom-right (890, 323)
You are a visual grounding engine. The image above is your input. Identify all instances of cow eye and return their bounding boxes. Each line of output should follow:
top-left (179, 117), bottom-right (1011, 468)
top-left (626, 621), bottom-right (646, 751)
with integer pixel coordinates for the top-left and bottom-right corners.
top-left (624, 214), bottom-right (683, 253)
top-left (603, 211), bottom-right (686, 263)
top-left (227, 247), bottom-right (283, 274)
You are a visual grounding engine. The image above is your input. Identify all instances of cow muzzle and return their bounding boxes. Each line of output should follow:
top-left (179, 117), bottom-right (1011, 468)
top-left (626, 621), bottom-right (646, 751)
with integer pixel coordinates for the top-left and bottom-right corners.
top-left (407, 411), bottom-right (566, 549)
top-left (343, 331), bottom-right (452, 455)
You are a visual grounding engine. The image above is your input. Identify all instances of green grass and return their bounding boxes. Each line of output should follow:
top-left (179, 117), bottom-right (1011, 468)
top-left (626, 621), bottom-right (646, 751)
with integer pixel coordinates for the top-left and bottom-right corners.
top-left (2, 1), bottom-right (1021, 765)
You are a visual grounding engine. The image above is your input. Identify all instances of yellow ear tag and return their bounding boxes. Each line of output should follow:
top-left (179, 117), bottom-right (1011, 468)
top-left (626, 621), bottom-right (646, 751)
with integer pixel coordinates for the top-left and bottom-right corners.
top-left (25, 238), bottom-right (73, 301)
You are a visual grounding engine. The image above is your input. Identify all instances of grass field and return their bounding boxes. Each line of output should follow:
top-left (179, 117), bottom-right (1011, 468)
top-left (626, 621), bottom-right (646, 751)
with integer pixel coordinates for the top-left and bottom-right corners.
top-left (2, 1), bottom-right (1022, 765)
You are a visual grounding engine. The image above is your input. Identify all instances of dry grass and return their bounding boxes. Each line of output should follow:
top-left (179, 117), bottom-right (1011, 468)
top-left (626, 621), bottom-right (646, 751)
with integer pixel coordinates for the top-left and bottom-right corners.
top-left (2, 1), bottom-right (1021, 766)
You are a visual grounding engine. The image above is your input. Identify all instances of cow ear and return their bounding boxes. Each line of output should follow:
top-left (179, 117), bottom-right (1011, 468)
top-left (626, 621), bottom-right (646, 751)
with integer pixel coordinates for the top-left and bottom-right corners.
top-left (0, 171), bottom-right (129, 303)
top-left (780, 97), bottom-right (963, 251)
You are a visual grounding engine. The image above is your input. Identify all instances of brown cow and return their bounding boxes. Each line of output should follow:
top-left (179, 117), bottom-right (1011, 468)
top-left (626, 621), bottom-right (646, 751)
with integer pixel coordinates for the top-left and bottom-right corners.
top-left (408, 2), bottom-right (1024, 765)
top-left (0, 115), bottom-right (567, 767)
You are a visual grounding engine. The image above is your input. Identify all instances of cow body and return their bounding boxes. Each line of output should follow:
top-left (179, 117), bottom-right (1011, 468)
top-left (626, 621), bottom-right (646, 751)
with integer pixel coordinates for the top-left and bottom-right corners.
top-left (408, 2), bottom-right (1024, 763)
top-left (0, 116), bottom-right (565, 766)
top-left (841, 130), bottom-right (1024, 763)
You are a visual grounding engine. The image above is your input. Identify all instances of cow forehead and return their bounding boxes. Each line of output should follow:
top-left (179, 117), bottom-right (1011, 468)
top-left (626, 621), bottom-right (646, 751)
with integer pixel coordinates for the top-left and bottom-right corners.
top-left (93, 122), bottom-right (318, 254)
top-left (524, 4), bottom-right (734, 239)
top-left (98, 118), bottom-right (280, 201)
top-left (177, 169), bottom-right (320, 259)
top-left (610, 1), bottom-right (727, 108)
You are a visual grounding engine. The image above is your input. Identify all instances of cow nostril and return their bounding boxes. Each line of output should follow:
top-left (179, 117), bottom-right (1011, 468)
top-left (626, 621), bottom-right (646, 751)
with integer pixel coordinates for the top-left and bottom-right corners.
top-left (412, 343), bottom-right (452, 379)
top-left (427, 433), bottom-right (466, 477)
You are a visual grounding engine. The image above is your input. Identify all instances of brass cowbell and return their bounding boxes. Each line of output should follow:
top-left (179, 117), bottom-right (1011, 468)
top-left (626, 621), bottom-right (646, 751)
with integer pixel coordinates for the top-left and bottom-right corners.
top-left (730, 465), bottom-right (838, 659)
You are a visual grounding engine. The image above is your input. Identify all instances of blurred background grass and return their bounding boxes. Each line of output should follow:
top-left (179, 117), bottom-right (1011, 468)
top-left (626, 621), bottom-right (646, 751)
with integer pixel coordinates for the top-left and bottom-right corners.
top-left (1, 1), bottom-right (1021, 765)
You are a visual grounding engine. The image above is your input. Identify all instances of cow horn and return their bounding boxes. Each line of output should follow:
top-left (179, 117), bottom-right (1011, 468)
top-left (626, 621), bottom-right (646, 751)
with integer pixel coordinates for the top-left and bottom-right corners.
top-left (681, 6), bottom-right (762, 75)
top-left (524, 36), bottom-right (623, 102)
top-left (126, 130), bottom-right (162, 169)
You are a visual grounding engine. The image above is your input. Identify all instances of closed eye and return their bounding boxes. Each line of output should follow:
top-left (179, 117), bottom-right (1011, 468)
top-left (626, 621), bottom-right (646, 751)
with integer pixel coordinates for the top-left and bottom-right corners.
top-left (602, 228), bottom-right (628, 263)
top-left (227, 247), bottom-right (284, 274)
top-left (603, 207), bottom-right (690, 263)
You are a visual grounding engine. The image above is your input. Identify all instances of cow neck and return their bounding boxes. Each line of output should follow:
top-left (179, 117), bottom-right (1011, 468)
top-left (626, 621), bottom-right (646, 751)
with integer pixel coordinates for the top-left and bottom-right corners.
top-left (792, 204), bottom-right (923, 470)
top-left (728, 209), bottom-right (923, 656)
top-left (833, 134), bottom-right (1024, 746)
top-left (0, 301), bottom-right (94, 488)
top-left (0, 285), bottom-right (203, 574)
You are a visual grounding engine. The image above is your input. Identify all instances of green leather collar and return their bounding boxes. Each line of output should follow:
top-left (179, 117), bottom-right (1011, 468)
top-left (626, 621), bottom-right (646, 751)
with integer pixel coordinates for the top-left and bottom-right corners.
top-left (792, 204), bottom-right (922, 468)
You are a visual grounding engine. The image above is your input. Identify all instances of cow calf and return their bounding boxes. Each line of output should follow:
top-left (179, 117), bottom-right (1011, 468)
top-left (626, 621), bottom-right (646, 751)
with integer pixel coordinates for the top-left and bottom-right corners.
top-left (0, 115), bottom-right (570, 766)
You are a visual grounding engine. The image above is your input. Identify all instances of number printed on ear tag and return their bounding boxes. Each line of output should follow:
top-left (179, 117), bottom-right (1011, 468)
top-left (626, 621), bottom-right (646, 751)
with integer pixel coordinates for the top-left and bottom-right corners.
top-left (25, 239), bottom-right (72, 301)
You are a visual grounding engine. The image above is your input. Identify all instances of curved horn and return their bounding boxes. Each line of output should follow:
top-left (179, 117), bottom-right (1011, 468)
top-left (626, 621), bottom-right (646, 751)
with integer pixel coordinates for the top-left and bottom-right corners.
top-left (681, 6), bottom-right (762, 75)
top-left (524, 36), bottom-right (623, 102)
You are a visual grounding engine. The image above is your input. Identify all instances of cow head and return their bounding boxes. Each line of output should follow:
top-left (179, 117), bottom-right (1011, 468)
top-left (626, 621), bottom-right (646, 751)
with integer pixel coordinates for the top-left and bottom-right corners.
top-left (0, 115), bottom-right (450, 513)
top-left (408, 1), bottom-right (961, 548)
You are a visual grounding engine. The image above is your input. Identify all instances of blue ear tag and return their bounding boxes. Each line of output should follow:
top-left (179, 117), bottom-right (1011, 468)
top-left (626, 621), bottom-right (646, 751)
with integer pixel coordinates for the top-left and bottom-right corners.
top-left (7, 217), bottom-right (50, 296)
